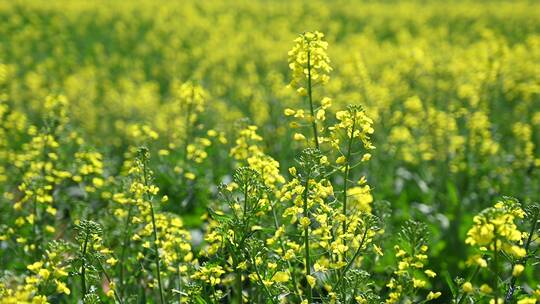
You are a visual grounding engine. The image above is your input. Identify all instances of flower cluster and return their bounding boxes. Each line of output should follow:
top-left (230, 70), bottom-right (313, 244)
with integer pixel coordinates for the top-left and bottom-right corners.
top-left (385, 221), bottom-right (441, 303)
top-left (0, 241), bottom-right (71, 303)
top-left (455, 198), bottom-right (539, 304)
top-left (465, 197), bottom-right (526, 258)
top-left (288, 31), bottom-right (332, 94)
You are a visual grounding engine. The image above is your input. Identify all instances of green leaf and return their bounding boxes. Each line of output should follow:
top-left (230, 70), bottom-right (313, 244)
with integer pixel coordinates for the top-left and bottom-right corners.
top-left (443, 271), bottom-right (458, 297)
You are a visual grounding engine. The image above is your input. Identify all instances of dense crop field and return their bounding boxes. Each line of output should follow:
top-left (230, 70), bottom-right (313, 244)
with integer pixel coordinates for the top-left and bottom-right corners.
top-left (1, 0), bottom-right (540, 303)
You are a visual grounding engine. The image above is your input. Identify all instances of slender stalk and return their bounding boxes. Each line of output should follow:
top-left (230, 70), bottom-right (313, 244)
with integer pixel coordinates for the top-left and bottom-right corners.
top-left (493, 234), bottom-right (499, 303)
top-left (149, 201), bottom-right (165, 304)
top-left (228, 240), bottom-right (242, 304)
top-left (210, 284), bottom-right (218, 302)
top-left (96, 259), bottom-right (124, 304)
top-left (342, 111), bottom-right (357, 233)
top-left (246, 251), bottom-right (277, 304)
top-left (302, 177), bottom-right (313, 303)
top-left (457, 264), bottom-right (481, 304)
top-left (306, 49), bottom-right (319, 149)
top-left (243, 179), bottom-right (249, 221)
top-left (33, 134), bottom-right (50, 259)
top-left (339, 226), bottom-right (367, 302)
top-left (32, 196), bottom-right (39, 260)
top-left (142, 158), bottom-right (165, 304)
top-left (81, 225), bottom-right (90, 298)
top-left (235, 263), bottom-right (243, 304)
top-left (336, 225), bottom-right (368, 288)
top-left (173, 244), bottom-right (187, 304)
top-left (505, 211), bottom-right (538, 303)
top-left (270, 207), bottom-right (303, 301)
top-left (176, 251), bottom-right (183, 304)
top-left (232, 182), bottom-right (250, 304)
top-left (119, 204), bottom-right (134, 298)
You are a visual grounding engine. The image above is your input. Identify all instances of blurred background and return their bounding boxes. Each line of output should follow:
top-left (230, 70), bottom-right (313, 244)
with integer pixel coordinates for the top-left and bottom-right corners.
top-left (1, 0), bottom-right (539, 297)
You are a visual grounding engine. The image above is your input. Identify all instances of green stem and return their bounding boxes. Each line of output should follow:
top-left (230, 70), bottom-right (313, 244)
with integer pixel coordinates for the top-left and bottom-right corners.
top-left (229, 242), bottom-right (242, 304)
top-left (210, 284), bottom-right (218, 302)
top-left (149, 200), bottom-right (165, 304)
top-left (302, 177), bottom-right (313, 303)
top-left (81, 226), bottom-right (90, 298)
top-left (142, 158), bottom-right (165, 304)
top-left (457, 264), bottom-right (481, 304)
top-left (270, 208), bottom-right (303, 301)
top-left (32, 196), bottom-right (39, 260)
top-left (306, 49), bottom-right (319, 150)
top-left (336, 225), bottom-right (369, 289)
top-left (174, 245), bottom-right (185, 304)
top-left (342, 111), bottom-right (357, 234)
top-left (505, 210), bottom-right (538, 303)
top-left (33, 134), bottom-right (50, 258)
top-left (235, 266), bottom-right (242, 304)
top-left (119, 204), bottom-right (134, 298)
top-left (96, 258), bottom-right (124, 304)
top-left (246, 251), bottom-right (277, 304)
top-left (243, 178), bottom-right (249, 220)
top-left (493, 235), bottom-right (499, 303)
top-left (176, 255), bottom-right (183, 304)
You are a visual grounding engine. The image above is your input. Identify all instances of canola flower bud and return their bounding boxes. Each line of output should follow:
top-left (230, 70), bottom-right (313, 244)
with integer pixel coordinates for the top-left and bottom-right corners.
top-left (413, 278), bottom-right (427, 288)
top-left (55, 280), bottom-right (70, 295)
top-left (462, 282), bottom-right (474, 293)
top-left (272, 271), bottom-right (289, 283)
top-left (512, 264), bottom-right (525, 276)
top-left (426, 291), bottom-right (442, 300)
top-left (300, 216), bottom-right (311, 228)
top-left (306, 275), bottom-right (316, 288)
top-left (294, 133), bottom-right (306, 141)
top-left (480, 284), bottom-right (493, 293)
top-left (284, 108), bottom-right (296, 116)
